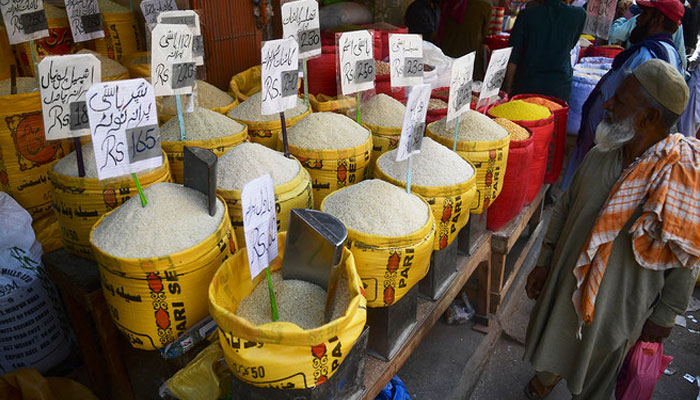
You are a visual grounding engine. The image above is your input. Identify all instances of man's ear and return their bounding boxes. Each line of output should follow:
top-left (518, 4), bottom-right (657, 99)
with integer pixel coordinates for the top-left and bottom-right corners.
top-left (637, 107), bottom-right (662, 128)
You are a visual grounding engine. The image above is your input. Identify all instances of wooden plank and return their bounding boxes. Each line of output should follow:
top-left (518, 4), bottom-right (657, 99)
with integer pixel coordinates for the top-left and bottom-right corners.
top-left (361, 236), bottom-right (492, 400)
top-left (491, 185), bottom-right (549, 254)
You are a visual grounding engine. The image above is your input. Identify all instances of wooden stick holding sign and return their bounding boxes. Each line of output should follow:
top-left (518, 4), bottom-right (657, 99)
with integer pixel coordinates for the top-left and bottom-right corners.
top-left (241, 174), bottom-right (279, 321)
top-left (38, 54), bottom-right (101, 178)
top-left (447, 52), bottom-right (475, 151)
top-left (260, 37), bottom-right (300, 158)
top-left (337, 30), bottom-right (376, 124)
top-left (396, 84), bottom-right (431, 194)
top-left (477, 47), bottom-right (512, 114)
top-left (86, 78), bottom-right (162, 207)
top-left (281, 0), bottom-right (321, 108)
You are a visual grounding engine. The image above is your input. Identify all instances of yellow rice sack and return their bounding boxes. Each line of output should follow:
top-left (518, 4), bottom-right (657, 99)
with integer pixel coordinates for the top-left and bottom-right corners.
top-left (360, 121), bottom-right (401, 178)
top-left (49, 152), bottom-right (172, 260)
top-left (0, 27), bottom-right (15, 80)
top-left (232, 106), bottom-right (311, 150)
top-left (13, 16), bottom-right (82, 77)
top-left (121, 51), bottom-right (150, 78)
top-left (309, 93), bottom-right (356, 114)
top-left (217, 162), bottom-right (313, 246)
top-left (229, 65), bottom-right (262, 102)
top-left (426, 122), bottom-right (510, 214)
top-left (209, 232), bottom-right (367, 389)
top-left (90, 196), bottom-right (237, 350)
top-left (91, 11), bottom-right (142, 62)
top-left (320, 190), bottom-right (435, 308)
top-left (158, 98), bottom-right (240, 126)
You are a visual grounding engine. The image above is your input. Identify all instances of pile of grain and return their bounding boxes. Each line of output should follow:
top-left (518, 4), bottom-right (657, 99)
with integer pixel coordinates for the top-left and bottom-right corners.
top-left (228, 92), bottom-right (307, 122)
top-left (77, 49), bottom-right (128, 79)
top-left (376, 60), bottom-right (390, 75)
top-left (489, 100), bottom-right (551, 121)
top-left (323, 179), bottom-right (428, 236)
top-left (521, 97), bottom-right (563, 111)
top-left (434, 89), bottom-right (449, 98)
top-left (377, 137), bottom-right (474, 187)
top-left (287, 112), bottom-right (369, 150)
top-left (98, 0), bottom-right (130, 13)
top-left (494, 118), bottom-right (531, 141)
top-left (54, 145), bottom-right (161, 178)
top-left (160, 107), bottom-right (245, 142)
top-left (162, 80), bottom-right (235, 115)
top-left (235, 269), bottom-right (350, 329)
top-left (428, 98), bottom-right (447, 110)
top-left (0, 78), bottom-right (37, 95)
top-left (359, 93), bottom-right (405, 127)
top-left (217, 143), bottom-right (299, 191)
top-left (432, 109), bottom-right (508, 142)
top-left (92, 182), bottom-right (225, 258)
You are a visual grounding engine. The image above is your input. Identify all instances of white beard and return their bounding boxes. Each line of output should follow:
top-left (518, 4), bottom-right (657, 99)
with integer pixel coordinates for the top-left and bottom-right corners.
top-left (595, 116), bottom-right (636, 152)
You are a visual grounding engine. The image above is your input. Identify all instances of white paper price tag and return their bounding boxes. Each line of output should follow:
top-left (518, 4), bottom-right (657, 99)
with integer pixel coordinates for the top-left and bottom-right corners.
top-left (447, 52), bottom-right (475, 123)
top-left (281, 0), bottom-right (321, 60)
top-left (0, 1), bottom-right (49, 45)
top-left (338, 30), bottom-right (375, 96)
top-left (157, 10), bottom-right (203, 66)
top-left (140, 0), bottom-right (178, 25)
top-left (86, 78), bottom-right (162, 180)
top-left (65, 0), bottom-right (105, 42)
top-left (583, 0), bottom-right (617, 40)
top-left (478, 47), bottom-right (512, 106)
top-left (39, 54), bottom-right (101, 140)
top-left (241, 174), bottom-right (279, 280)
top-left (260, 37), bottom-right (299, 115)
top-left (151, 24), bottom-right (195, 97)
top-left (396, 83), bottom-right (431, 162)
top-left (389, 34), bottom-right (423, 87)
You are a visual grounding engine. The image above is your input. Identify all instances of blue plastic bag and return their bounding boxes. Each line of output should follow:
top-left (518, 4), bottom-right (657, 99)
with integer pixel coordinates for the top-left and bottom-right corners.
top-left (376, 376), bottom-right (411, 400)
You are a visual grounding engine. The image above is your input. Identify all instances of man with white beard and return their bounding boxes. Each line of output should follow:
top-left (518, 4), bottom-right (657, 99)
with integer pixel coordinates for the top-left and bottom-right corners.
top-left (523, 59), bottom-right (700, 399)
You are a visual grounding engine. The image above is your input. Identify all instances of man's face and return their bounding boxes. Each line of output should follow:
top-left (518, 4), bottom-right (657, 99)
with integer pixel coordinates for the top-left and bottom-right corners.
top-left (630, 7), bottom-right (660, 44)
top-left (597, 77), bottom-right (643, 151)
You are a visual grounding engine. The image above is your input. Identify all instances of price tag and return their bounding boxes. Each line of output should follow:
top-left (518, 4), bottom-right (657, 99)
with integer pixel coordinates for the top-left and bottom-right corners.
top-left (281, 0), bottom-right (321, 59)
top-left (478, 47), bottom-right (512, 106)
top-left (396, 83), bottom-right (431, 162)
top-left (38, 54), bottom-right (101, 140)
top-left (583, 0), bottom-right (617, 40)
top-left (0, 2), bottom-right (49, 45)
top-left (260, 37), bottom-right (299, 115)
top-left (241, 174), bottom-right (279, 280)
top-left (65, 0), bottom-right (105, 42)
top-left (140, 0), bottom-right (178, 25)
top-left (151, 23), bottom-right (194, 96)
top-left (389, 34), bottom-right (423, 87)
top-left (86, 78), bottom-right (162, 180)
top-left (338, 30), bottom-right (375, 96)
top-left (447, 52), bottom-right (475, 123)
top-left (158, 10), bottom-right (203, 66)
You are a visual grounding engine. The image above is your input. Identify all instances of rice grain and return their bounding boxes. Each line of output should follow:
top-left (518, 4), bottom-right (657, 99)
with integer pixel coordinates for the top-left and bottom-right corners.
top-left (160, 107), bottom-right (245, 142)
top-left (0, 78), bottom-right (37, 95)
top-left (228, 92), bottom-right (307, 122)
top-left (217, 142), bottom-right (299, 191)
top-left (287, 112), bottom-right (368, 150)
top-left (431, 110), bottom-right (508, 142)
top-left (77, 49), bottom-right (128, 79)
top-left (161, 80), bottom-right (235, 115)
top-left (53, 145), bottom-right (162, 178)
top-left (359, 93), bottom-right (405, 127)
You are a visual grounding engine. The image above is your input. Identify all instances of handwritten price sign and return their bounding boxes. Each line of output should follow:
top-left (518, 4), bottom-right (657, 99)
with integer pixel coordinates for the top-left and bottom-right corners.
top-left (583, 0), bottom-right (616, 40)
top-left (39, 54), bottom-right (101, 140)
top-left (338, 30), bottom-right (375, 96)
top-left (478, 47), bottom-right (512, 107)
top-left (151, 23), bottom-right (194, 96)
top-left (0, 0), bottom-right (49, 45)
top-left (241, 174), bottom-right (279, 280)
top-left (158, 10), bottom-right (203, 66)
top-left (260, 37), bottom-right (299, 115)
top-left (140, 0), bottom-right (178, 25)
top-left (447, 52), bottom-right (475, 123)
top-left (281, 0), bottom-right (321, 60)
top-left (389, 34), bottom-right (423, 87)
top-left (65, 0), bottom-right (105, 42)
top-left (86, 78), bottom-right (162, 180)
top-left (396, 83), bottom-right (431, 162)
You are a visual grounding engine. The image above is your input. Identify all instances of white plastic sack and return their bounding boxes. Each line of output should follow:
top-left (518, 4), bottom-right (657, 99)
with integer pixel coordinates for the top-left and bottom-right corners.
top-left (567, 74), bottom-right (600, 134)
top-left (319, 2), bottom-right (372, 30)
top-left (423, 40), bottom-right (454, 89)
top-left (0, 193), bottom-right (72, 374)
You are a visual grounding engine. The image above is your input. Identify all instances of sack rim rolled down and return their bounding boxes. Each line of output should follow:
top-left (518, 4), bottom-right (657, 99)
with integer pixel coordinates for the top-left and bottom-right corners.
top-left (425, 119), bottom-right (512, 152)
top-left (208, 231), bottom-right (366, 345)
top-left (159, 98), bottom-right (241, 124)
top-left (89, 193), bottom-right (233, 274)
top-left (160, 125), bottom-right (249, 153)
top-left (228, 65), bottom-right (262, 102)
top-left (228, 102), bottom-right (312, 132)
top-left (283, 129), bottom-right (373, 161)
top-left (308, 93), bottom-right (357, 112)
top-left (319, 185), bottom-right (437, 249)
top-left (215, 156), bottom-right (308, 199)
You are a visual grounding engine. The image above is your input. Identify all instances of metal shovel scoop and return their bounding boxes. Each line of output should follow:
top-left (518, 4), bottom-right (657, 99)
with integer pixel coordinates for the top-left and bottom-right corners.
top-left (282, 209), bottom-right (348, 323)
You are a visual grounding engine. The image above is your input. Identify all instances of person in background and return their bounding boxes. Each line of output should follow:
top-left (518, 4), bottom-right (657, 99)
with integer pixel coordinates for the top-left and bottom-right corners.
top-left (502, 0), bottom-right (586, 102)
top-left (404, 0), bottom-right (441, 43)
top-left (683, 0), bottom-right (700, 55)
top-left (436, 0), bottom-right (492, 78)
top-left (562, 0), bottom-right (684, 189)
top-left (524, 59), bottom-right (700, 400)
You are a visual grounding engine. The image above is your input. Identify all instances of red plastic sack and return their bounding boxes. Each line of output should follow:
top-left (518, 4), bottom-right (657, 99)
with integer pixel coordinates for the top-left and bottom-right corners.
top-left (487, 129), bottom-right (534, 231)
top-left (306, 45), bottom-right (340, 96)
top-left (512, 94), bottom-right (569, 184)
top-left (616, 341), bottom-right (672, 400)
top-left (375, 74), bottom-right (406, 101)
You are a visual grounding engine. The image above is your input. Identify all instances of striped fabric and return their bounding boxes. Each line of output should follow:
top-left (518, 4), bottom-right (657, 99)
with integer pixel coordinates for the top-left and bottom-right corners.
top-left (573, 134), bottom-right (700, 326)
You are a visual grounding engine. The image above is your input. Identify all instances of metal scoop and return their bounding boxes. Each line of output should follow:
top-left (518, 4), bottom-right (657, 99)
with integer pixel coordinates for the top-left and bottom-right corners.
top-left (282, 209), bottom-right (348, 323)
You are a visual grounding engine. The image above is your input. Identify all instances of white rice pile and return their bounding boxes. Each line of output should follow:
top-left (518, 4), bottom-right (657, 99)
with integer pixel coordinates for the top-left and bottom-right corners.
top-left (92, 182), bottom-right (225, 258)
top-left (0, 78), bottom-right (37, 95)
top-left (227, 92), bottom-right (308, 122)
top-left (287, 112), bottom-right (369, 150)
top-left (161, 80), bottom-right (235, 115)
top-left (77, 49), bottom-right (128, 79)
top-left (360, 93), bottom-right (405, 128)
top-left (160, 107), bottom-right (245, 142)
top-left (236, 269), bottom-right (350, 329)
top-left (432, 110), bottom-right (508, 142)
top-left (377, 137), bottom-right (474, 187)
top-left (217, 142), bottom-right (299, 191)
top-left (323, 179), bottom-right (428, 236)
